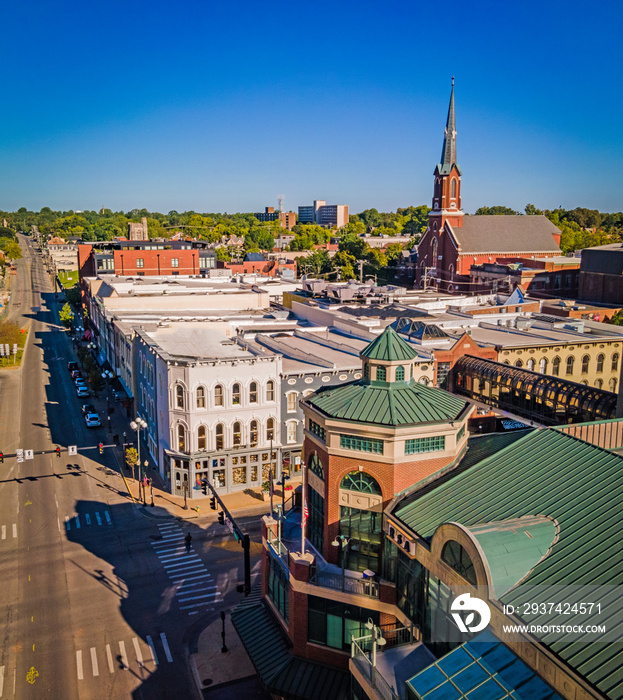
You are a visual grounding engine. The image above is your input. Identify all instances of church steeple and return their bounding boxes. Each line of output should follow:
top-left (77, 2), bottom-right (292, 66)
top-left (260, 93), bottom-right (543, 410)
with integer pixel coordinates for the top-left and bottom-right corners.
top-left (439, 76), bottom-right (457, 174)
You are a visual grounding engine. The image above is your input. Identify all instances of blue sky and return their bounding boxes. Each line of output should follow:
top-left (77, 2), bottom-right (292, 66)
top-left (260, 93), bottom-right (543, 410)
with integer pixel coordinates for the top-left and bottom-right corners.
top-left (1, 0), bottom-right (621, 214)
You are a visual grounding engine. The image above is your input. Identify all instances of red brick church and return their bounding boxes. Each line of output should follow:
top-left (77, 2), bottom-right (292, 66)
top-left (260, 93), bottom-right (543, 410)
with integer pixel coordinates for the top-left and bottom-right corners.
top-left (416, 80), bottom-right (562, 292)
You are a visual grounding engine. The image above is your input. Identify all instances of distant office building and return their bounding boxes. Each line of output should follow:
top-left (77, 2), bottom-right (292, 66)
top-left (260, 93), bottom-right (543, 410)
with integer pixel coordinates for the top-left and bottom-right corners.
top-left (128, 217), bottom-right (149, 241)
top-left (254, 207), bottom-right (296, 231)
top-left (298, 200), bottom-right (349, 229)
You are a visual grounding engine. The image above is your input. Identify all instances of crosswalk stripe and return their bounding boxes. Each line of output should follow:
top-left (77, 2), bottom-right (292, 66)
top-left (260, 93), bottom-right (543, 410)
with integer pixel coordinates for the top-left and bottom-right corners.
top-left (163, 562), bottom-right (204, 574)
top-left (160, 633), bottom-right (173, 663)
top-left (159, 552), bottom-right (195, 562)
top-left (90, 647), bottom-right (99, 677)
top-left (76, 650), bottom-right (84, 680)
top-left (174, 573), bottom-right (214, 584)
top-left (106, 644), bottom-right (114, 674)
top-left (169, 566), bottom-right (206, 578)
top-left (85, 514), bottom-right (91, 526)
top-left (95, 512), bottom-right (102, 526)
top-left (12, 524), bottom-right (16, 538)
top-left (75, 515), bottom-right (81, 529)
top-left (177, 591), bottom-right (219, 603)
top-left (179, 602), bottom-right (216, 611)
top-left (105, 511), bottom-right (111, 524)
top-left (132, 637), bottom-right (143, 666)
top-left (0, 664), bottom-right (4, 696)
top-left (119, 640), bottom-right (128, 670)
top-left (146, 635), bottom-right (159, 666)
top-left (1, 525), bottom-right (5, 540)
top-left (158, 525), bottom-right (180, 531)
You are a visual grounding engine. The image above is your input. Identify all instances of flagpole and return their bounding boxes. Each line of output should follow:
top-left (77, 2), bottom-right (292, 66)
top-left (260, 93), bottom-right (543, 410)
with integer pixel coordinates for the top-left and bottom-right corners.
top-left (269, 438), bottom-right (274, 515)
top-left (301, 455), bottom-right (306, 556)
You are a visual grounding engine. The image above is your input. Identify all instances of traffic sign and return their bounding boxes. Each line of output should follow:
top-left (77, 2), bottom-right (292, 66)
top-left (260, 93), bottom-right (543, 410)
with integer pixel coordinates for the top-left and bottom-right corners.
top-left (68, 445), bottom-right (77, 456)
top-left (224, 516), bottom-right (234, 535)
top-left (16, 449), bottom-right (23, 463)
top-left (24, 450), bottom-right (34, 460)
top-left (12, 344), bottom-right (17, 355)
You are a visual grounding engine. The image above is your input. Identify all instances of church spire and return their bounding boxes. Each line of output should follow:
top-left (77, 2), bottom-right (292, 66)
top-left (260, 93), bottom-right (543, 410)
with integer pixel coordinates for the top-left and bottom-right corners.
top-left (439, 76), bottom-right (457, 174)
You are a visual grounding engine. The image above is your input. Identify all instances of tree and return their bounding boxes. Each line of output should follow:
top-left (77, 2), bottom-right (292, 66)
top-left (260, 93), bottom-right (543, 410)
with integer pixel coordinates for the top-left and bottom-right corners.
top-left (88, 369), bottom-right (105, 396)
top-left (59, 303), bottom-right (74, 328)
top-left (385, 243), bottom-right (404, 265)
top-left (525, 203), bottom-right (542, 215)
top-left (475, 206), bottom-right (519, 215)
top-left (0, 226), bottom-right (15, 239)
top-left (338, 234), bottom-right (369, 260)
top-left (298, 250), bottom-right (330, 277)
top-left (0, 239), bottom-right (22, 260)
top-left (125, 447), bottom-right (139, 473)
top-left (331, 251), bottom-right (357, 280)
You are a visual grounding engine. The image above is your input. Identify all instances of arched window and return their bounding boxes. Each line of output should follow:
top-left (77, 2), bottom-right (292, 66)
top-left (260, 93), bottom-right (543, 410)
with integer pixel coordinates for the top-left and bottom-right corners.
top-left (539, 357), bottom-right (547, 374)
top-left (177, 424), bottom-right (186, 452)
top-left (597, 354), bottom-right (605, 373)
top-left (232, 383), bottom-right (241, 405)
top-left (266, 380), bottom-right (275, 402)
top-left (612, 353), bottom-right (620, 372)
top-left (395, 365), bottom-right (405, 381)
top-left (515, 360), bottom-right (523, 368)
top-left (527, 359), bottom-right (535, 372)
top-left (552, 356), bottom-right (561, 376)
top-left (596, 378), bottom-right (603, 389)
top-left (441, 540), bottom-right (477, 585)
top-left (610, 377), bottom-right (618, 392)
top-left (175, 384), bottom-right (184, 409)
top-left (249, 381), bottom-right (258, 403)
top-left (431, 237), bottom-right (438, 261)
top-left (451, 178), bottom-right (457, 199)
top-left (376, 366), bottom-right (386, 381)
top-left (215, 423), bottom-right (224, 450)
top-left (581, 355), bottom-right (590, 374)
top-left (198, 425), bottom-right (206, 450)
top-left (250, 420), bottom-right (258, 447)
top-left (196, 386), bottom-right (206, 409)
top-left (214, 384), bottom-right (224, 407)
top-left (309, 453), bottom-right (324, 480)
top-left (340, 471), bottom-right (382, 495)
top-left (266, 417), bottom-right (275, 441)
top-left (233, 421), bottom-right (242, 446)
top-left (581, 380), bottom-right (588, 385)
top-left (566, 356), bottom-right (574, 375)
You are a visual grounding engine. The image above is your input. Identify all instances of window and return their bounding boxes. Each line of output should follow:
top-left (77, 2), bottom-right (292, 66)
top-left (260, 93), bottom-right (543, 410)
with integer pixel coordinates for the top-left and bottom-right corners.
top-left (176, 384), bottom-right (184, 409)
top-left (566, 356), bottom-right (574, 375)
top-left (395, 365), bottom-right (405, 381)
top-left (457, 424), bottom-right (466, 441)
top-left (515, 360), bottom-right (523, 368)
top-left (309, 420), bottom-right (326, 441)
top-left (266, 380), bottom-right (275, 402)
top-left (364, 364), bottom-right (370, 379)
top-left (441, 541), bottom-right (477, 585)
top-left (233, 421), bottom-right (242, 446)
top-left (552, 356), bottom-right (561, 376)
top-left (267, 554), bottom-right (289, 623)
top-left (612, 353), bottom-right (620, 372)
top-left (405, 435), bottom-right (445, 454)
top-left (597, 354), bottom-right (605, 373)
top-left (177, 424), bottom-right (186, 452)
top-left (339, 505), bottom-right (382, 573)
top-left (266, 418), bottom-right (275, 441)
top-left (451, 178), bottom-right (457, 199)
top-left (376, 366), bottom-right (386, 381)
top-left (286, 421), bottom-right (297, 444)
top-left (339, 435), bottom-right (383, 454)
top-left (340, 471), bottom-right (382, 494)
top-left (215, 424), bottom-right (224, 450)
top-left (610, 377), bottom-right (618, 392)
top-left (309, 453), bottom-right (324, 479)
top-left (249, 381), bottom-right (258, 403)
top-left (308, 486), bottom-right (325, 552)
top-left (308, 596), bottom-right (379, 651)
top-left (581, 355), bottom-right (590, 374)
top-left (136, 258), bottom-right (144, 268)
top-left (539, 358), bottom-right (547, 374)
top-left (171, 258), bottom-right (179, 268)
top-left (196, 386), bottom-right (206, 408)
top-left (214, 384), bottom-right (223, 407)
top-left (527, 359), bottom-right (535, 372)
top-left (250, 420), bottom-right (258, 447)
top-left (198, 425), bottom-right (206, 450)
top-left (596, 378), bottom-right (603, 389)
top-left (286, 392), bottom-right (297, 412)
top-left (232, 383), bottom-right (241, 405)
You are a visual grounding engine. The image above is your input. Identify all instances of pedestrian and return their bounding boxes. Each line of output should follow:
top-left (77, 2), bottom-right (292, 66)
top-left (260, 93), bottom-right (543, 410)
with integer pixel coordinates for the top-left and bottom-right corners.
top-left (185, 532), bottom-right (192, 553)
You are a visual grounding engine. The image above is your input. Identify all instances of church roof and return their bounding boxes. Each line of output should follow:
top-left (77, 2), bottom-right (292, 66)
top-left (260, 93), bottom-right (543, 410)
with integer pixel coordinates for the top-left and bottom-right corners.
top-left (448, 215), bottom-right (561, 255)
top-left (360, 326), bottom-right (419, 361)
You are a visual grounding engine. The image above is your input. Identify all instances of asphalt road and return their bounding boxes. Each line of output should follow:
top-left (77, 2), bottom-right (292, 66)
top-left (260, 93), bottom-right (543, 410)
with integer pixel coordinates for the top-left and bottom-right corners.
top-left (0, 237), bottom-right (261, 699)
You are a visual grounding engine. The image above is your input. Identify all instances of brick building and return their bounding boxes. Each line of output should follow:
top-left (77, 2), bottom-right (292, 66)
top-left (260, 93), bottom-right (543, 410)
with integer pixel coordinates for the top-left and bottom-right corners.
top-left (218, 253), bottom-right (297, 278)
top-left (254, 206), bottom-right (296, 230)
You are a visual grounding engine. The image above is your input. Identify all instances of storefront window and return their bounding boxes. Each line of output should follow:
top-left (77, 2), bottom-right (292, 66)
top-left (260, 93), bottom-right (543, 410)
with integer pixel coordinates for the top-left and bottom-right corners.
top-left (213, 469), bottom-right (226, 488)
top-left (232, 466), bottom-right (247, 485)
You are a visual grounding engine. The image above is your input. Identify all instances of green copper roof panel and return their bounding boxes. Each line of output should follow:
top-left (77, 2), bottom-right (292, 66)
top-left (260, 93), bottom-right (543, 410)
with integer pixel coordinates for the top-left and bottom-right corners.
top-left (360, 325), bottom-right (419, 361)
top-left (307, 381), bottom-right (468, 426)
top-left (394, 428), bottom-right (623, 698)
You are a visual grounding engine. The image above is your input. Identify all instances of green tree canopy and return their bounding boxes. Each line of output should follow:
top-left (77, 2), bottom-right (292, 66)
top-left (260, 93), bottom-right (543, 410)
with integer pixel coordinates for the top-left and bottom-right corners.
top-left (475, 206), bottom-right (519, 215)
top-left (0, 239), bottom-right (22, 259)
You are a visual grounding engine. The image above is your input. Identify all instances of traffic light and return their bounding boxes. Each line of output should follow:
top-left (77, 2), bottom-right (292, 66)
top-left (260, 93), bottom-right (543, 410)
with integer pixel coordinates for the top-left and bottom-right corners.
top-left (201, 479), bottom-right (208, 495)
top-left (98, 443), bottom-right (104, 455)
top-left (56, 447), bottom-right (61, 459)
top-left (217, 511), bottom-right (225, 526)
top-left (0, 452), bottom-right (3, 463)
top-left (210, 496), bottom-right (216, 510)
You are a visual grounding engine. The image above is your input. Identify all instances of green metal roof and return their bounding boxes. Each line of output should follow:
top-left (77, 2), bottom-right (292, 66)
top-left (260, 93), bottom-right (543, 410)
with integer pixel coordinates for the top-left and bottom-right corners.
top-left (394, 428), bottom-right (623, 698)
top-left (307, 380), bottom-right (469, 427)
top-left (360, 325), bottom-right (419, 362)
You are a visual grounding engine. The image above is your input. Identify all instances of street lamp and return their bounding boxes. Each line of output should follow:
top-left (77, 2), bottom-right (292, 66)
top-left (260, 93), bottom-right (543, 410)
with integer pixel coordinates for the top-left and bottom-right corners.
top-left (365, 618), bottom-right (386, 685)
top-left (332, 535), bottom-right (353, 591)
top-left (130, 416), bottom-right (147, 502)
top-left (276, 471), bottom-right (290, 514)
top-left (102, 370), bottom-right (113, 412)
top-left (142, 460), bottom-right (149, 506)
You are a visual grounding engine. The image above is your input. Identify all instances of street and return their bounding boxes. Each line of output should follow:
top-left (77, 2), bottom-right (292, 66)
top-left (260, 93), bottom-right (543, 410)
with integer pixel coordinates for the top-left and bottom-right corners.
top-left (0, 236), bottom-right (261, 699)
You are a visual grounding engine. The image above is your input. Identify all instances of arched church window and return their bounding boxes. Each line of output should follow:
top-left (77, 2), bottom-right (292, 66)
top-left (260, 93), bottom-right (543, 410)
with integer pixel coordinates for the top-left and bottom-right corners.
top-left (340, 471), bottom-right (382, 495)
top-left (441, 540), bottom-right (477, 585)
top-left (451, 178), bottom-right (457, 199)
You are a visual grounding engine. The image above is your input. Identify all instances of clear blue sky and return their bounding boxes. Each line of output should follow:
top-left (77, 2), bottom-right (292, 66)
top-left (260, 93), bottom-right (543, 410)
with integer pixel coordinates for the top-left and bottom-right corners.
top-left (1, 0), bottom-right (621, 215)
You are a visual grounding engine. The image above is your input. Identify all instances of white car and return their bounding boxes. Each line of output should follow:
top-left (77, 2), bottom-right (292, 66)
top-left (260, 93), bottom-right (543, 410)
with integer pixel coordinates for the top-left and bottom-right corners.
top-left (75, 377), bottom-right (87, 387)
top-left (84, 413), bottom-right (101, 428)
top-left (76, 386), bottom-right (89, 398)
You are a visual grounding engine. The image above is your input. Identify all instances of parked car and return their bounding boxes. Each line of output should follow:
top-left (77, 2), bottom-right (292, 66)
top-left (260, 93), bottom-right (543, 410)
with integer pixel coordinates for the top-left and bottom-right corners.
top-left (84, 413), bottom-right (101, 428)
top-left (68, 361), bottom-right (79, 373)
top-left (76, 386), bottom-right (89, 398)
top-left (81, 403), bottom-right (97, 415)
top-left (71, 370), bottom-right (82, 380)
top-left (112, 389), bottom-right (128, 402)
top-left (75, 377), bottom-right (87, 388)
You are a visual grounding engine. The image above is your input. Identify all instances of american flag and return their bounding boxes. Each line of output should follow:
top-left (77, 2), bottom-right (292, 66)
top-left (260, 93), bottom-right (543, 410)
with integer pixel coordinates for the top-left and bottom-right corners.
top-left (303, 503), bottom-right (309, 521)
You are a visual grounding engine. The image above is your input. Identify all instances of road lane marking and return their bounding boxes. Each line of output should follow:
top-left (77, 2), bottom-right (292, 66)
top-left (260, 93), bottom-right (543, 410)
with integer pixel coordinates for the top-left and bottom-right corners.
top-left (106, 644), bottom-right (114, 674)
top-left (85, 514), bottom-right (91, 526)
top-left (180, 602), bottom-right (215, 611)
top-left (95, 512), bottom-right (102, 526)
top-left (160, 633), bottom-right (173, 663)
top-left (12, 524), bottom-right (16, 538)
top-left (177, 591), bottom-right (219, 603)
top-left (105, 511), bottom-right (111, 524)
top-left (76, 650), bottom-right (84, 680)
top-left (146, 636), bottom-right (158, 666)
top-left (132, 637), bottom-right (143, 666)
top-left (118, 641), bottom-right (128, 670)
top-left (159, 552), bottom-right (196, 562)
top-left (1, 526), bottom-right (5, 540)
top-left (173, 573), bottom-right (213, 584)
top-left (0, 665), bottom-right (4, 696)
top-left (162, 562), bottom-right (204, 573)
top-left (90, 647), bottom-right (99, 677)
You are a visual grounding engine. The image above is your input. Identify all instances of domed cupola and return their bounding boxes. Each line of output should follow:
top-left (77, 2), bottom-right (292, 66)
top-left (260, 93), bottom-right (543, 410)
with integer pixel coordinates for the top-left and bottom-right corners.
top-left (360, 326), bottom-right (420, 385)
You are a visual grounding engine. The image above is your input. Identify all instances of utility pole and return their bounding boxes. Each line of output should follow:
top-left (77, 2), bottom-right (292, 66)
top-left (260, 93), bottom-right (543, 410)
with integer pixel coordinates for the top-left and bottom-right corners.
top-left (358, 260), bottom-right (364, 283)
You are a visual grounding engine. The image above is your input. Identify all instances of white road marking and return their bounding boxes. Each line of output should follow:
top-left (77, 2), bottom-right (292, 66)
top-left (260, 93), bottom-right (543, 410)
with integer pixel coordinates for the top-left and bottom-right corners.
top-left (132, 637), bottom-right (143, 666)
top-left (173, 573), bottom-right (213, 584)
top-left (119, 640), bottom-right (128, 670)
top-left (90, 647), bottom-right (99, 677)
top-left (12, 524), bottom-right (16, 538)
top-left (159, 552), bottom-right (196, 562)
top-left (160, 633), bottom-right (173, 663)
top-left (1, 526), bottom-right (5, 540)
top-left (180, 602), bottom-right (215, 611)
top-left (75, 515), bottom-right (80, 529)
top-left (57, 517), bottom-right (60, 533)
top-left (177, 591), bottom-right (219, 602)
top-left (162, 557), bottom-right (201, 568)
top-left (95, 512), bottom-right (102, 526)
top-left (0, 665), bottom-right (4, 696)
top-left (65, 516), bottom-right (70, 531)
top-left (85, 514), bottom-right (91, 526)
top-left (105, 511), bottom-right (111, 524)
top-left (76, 650), bottom-right (84, 680)
top-left (146, 636), bottom-right (158, 666)
top-left (106, 644), bottom-right (114, 674)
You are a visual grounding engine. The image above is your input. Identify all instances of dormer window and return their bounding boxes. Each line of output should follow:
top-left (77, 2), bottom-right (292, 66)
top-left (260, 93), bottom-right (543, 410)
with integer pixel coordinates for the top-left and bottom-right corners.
top-left (376, 366), bottom-right (386, 381)
top-left (395, 365), bottom-right (405, 381)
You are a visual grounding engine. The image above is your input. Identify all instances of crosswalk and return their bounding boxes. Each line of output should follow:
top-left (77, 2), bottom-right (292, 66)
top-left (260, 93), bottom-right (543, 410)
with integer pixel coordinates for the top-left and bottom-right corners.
top-left (152, 522), bottom-right (221, 614)
top-left (75, 632), bottom-right (173, 680)
top-left (65, 510), bottom-right (112, 531)
top-left (0, 524), bottom-right (17, 540)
